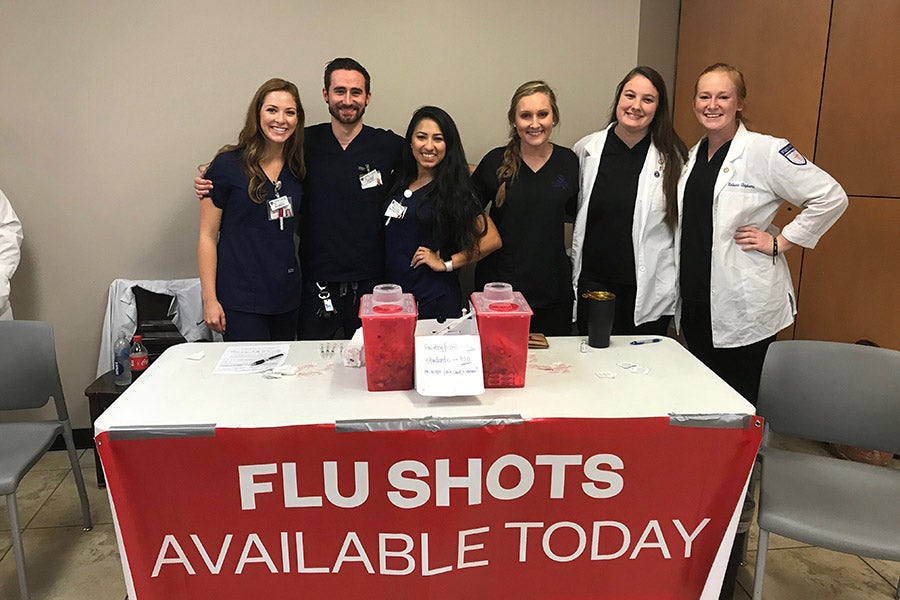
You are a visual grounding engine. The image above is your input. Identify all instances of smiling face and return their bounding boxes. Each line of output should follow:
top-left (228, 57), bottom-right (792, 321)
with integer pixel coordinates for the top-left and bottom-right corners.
top-left (323, 69), bottom-right (370, 125)
top-left (693, 70), bottom-right (743, 137)
top-left (410, 118), bottom-right (446, 174)
top-left (615, 74), bottom-right (658, 138)
top-left (514, 92), bottom-right (555, 149)
top-left (258, 91), bottom-right (298, 145)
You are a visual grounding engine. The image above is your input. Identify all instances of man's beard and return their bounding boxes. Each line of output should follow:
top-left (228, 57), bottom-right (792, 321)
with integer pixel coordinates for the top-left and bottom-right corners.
top-left (329, 102), bottom-right (366, 125)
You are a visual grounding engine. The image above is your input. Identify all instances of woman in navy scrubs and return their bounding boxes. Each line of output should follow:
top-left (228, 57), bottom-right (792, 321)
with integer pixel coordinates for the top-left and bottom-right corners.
top-left (384, 106), bottom-right (500, 320)
top-left (197, 78), bottom-right (305, 341)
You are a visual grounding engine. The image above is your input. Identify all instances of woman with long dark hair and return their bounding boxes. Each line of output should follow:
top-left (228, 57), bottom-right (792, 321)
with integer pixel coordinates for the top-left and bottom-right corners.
top-left (384, 106), bottom-right (500, 319)
top-left (472, 81), bottom-right (579, 336)
top-left (197, 78), bottom-right (305, 341)
top-left (571, 66), bottom-right (688, 336)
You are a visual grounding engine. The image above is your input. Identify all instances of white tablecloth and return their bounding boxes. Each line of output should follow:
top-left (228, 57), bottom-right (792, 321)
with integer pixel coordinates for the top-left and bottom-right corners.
top-left (95, 336), bottom-right (753, 432)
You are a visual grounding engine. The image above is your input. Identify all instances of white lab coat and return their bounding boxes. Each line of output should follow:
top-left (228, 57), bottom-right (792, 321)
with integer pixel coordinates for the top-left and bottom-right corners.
top-left (0, 188), bottom-right (23, 321)
top-left (97, 278), bottom-right (220, 377)
top-left (675, 123), bottom-right (848, 347)
top-left (571, 124), bottom-right (677, 325)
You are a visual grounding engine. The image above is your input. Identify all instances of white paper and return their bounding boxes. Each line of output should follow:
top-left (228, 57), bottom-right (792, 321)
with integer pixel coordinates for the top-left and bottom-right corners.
top-left (415, 318), bottom-right (484, 396)
top-left (212, 344), bottom-right (290, 374)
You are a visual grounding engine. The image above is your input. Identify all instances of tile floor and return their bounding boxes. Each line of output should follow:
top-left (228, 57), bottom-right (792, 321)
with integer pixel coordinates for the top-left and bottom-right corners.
top-left (0, 445), bottom-right (897, 599)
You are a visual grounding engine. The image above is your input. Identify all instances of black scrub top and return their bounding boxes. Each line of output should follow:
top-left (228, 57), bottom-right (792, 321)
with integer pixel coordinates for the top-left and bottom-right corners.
top-left (580, 131), bottom-right (651, 286)
top-left (680, 138), bottom-right (731, 303)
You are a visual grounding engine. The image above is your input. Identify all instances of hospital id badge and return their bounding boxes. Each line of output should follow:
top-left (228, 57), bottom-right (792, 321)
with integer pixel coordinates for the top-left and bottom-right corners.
top-left (267, 195), bottom-right (293, 220)
top-left (359, 169), bottom-right (382, 190)
top-left (384, 199), bottom-right (407, 220)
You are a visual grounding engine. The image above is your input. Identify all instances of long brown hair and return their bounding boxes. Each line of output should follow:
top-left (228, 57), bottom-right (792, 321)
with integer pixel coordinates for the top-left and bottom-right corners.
top-left (218, 78), bottom-right (306, 203)
top-left (495, 80), bottom-right (560, 207)
top-left (608, 66), bottom-right (687, 228)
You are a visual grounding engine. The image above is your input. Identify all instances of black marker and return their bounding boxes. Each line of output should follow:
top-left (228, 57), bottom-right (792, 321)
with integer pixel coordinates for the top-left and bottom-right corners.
top-left (251, 353), bottom-right (284, 366)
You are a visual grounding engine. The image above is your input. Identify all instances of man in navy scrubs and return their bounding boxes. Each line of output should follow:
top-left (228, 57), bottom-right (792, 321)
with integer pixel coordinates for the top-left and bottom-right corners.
top-left (298, 58), bottom-right (403, 340)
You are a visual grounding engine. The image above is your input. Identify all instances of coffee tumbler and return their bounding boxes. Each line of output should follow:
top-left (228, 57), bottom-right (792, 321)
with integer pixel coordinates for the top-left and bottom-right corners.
top-left (583, 291), bottom-right (616, 348)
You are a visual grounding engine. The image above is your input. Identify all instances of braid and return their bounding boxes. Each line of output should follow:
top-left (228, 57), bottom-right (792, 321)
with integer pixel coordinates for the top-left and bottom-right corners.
top-left (494, 81), bottom-right (559, 208)
top-left (494, 131), bottom-right (521, 207)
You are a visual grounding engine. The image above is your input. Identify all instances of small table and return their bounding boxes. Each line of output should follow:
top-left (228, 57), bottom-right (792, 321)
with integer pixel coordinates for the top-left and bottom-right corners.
top-left (84, 370), bottom-right (125, 488)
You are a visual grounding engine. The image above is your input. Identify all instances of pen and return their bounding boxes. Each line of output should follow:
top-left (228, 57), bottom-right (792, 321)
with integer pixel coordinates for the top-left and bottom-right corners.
top-left (251, 353), bottom-right (284, 366)
top-left (630, 338), bottom-right (662, 346)
top-left (433, 310), bottom-right (474, 336)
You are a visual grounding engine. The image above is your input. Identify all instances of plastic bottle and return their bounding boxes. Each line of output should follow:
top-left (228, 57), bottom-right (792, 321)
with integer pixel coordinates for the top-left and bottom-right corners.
top-left (113, 331), bottom-right (132, 386)
top-left (129, 334), bottom-right (149, 380)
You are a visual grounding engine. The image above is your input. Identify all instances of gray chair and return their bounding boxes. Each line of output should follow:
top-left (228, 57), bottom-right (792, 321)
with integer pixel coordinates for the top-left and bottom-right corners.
top-left (0, 321), bottom-right (93, 600)
top-left (752, 340), bottom-right (900, 599)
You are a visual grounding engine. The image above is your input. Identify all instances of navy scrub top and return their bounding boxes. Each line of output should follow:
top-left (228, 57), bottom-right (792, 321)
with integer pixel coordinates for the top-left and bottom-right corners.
top-left (207, 149), bottom-right (302, 314)
top-left (300, 123), bottom-right (404, 283)
top-left (383, 182), bottom-right (461, 320)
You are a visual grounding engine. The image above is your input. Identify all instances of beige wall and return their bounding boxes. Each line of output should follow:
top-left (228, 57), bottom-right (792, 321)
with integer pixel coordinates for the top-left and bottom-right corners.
top-left (0, 0), bottom-right (679, 427)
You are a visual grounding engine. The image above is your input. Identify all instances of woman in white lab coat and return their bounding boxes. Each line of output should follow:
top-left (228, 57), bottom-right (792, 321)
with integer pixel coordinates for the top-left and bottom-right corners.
top-left (0, 188), bottom-right (23, 321)
top-left (677, 62), bottom-right (848, 403)
top-left (571, 66), bottom-right (687, 336)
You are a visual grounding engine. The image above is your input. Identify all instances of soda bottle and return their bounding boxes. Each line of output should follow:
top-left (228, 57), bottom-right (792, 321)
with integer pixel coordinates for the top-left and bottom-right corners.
top-left (113, 331), bottom-right (132, 386)
top-left (130, 334), bottom-right (149, 380)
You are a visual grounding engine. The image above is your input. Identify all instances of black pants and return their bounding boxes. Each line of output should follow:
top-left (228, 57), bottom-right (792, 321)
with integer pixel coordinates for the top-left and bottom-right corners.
top-left (222, 308), bottom-right (298, 342)
top-left (679, 299), bottom-right (775, 404)
top-left (530, 300), bottom-right (575, 337)
top-left (297, 278), bottom-right (379, 341)
top-left (576, 281), bottom-right (671, 337)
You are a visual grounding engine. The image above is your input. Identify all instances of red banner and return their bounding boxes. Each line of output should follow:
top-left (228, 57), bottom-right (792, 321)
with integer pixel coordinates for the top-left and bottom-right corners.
top-left (97, 417), bottom-right (761, 599)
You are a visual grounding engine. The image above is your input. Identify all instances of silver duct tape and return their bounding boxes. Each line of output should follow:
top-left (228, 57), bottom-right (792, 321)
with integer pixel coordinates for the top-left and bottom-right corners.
top-left (668, 413), bottom-right (756, 429)
top-left (107, 424), bottom-right (217, 440)
top-left (336, 414), bottom-right (524, 432)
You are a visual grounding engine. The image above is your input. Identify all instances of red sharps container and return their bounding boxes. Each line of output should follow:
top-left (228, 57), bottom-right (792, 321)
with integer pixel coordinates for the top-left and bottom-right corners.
top-left (470, 282), bottom-right (533, 388)
top-left (359, 284), bottom-right (418, 391)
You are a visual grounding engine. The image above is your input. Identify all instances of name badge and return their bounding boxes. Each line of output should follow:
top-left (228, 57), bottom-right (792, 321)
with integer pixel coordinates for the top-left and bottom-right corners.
top-left (267, 195), bottom-right (293, 221)
top-left (384, 199), bottom-right (408, 220)
top-left (359, 169), bottom-right (383, 190)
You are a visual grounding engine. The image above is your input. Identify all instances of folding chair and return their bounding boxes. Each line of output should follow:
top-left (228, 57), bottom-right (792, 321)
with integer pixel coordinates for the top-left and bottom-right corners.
top-left (752, 340), bottom-right (900, 599)
top-left (0, 321), bottom-right (93, 600)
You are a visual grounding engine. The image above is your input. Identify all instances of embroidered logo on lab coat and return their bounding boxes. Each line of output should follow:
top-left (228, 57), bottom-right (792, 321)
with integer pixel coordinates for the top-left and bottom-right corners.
top-left (778, 143), bottom-right (808, 166)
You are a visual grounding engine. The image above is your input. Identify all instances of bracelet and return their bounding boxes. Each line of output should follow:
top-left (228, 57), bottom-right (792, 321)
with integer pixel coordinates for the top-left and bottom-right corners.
top-left (444, 260), bottom-right (454, 273)
top-left (772, 235), bottom-right (778, 265)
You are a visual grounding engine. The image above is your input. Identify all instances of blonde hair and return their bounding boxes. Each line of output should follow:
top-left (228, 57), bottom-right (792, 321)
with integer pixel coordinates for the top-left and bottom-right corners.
top-left (495, 81), bottom-right (560, 207)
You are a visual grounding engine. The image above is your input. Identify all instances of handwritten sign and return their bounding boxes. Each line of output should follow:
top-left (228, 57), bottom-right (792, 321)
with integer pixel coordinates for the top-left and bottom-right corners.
top-left (414, 318), bottom-right (485, 396)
